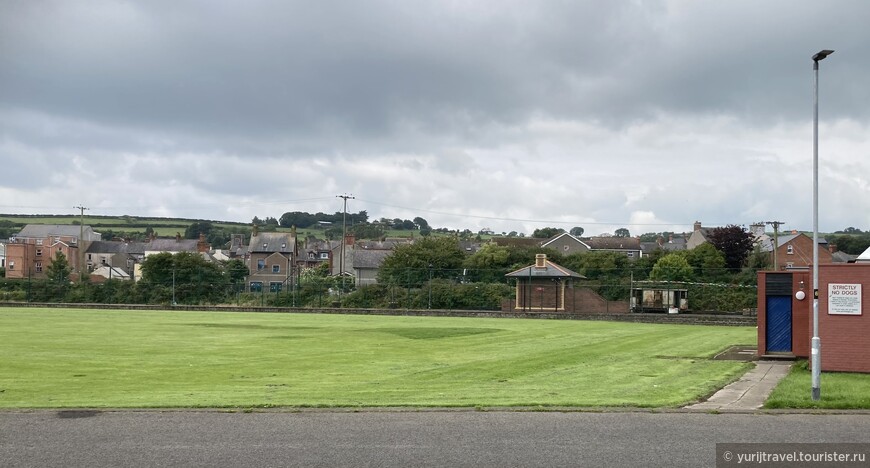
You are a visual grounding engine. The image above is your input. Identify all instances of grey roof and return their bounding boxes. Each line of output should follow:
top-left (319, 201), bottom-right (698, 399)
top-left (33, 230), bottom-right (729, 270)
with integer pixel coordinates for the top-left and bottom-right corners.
top-left (145, 238), bottom-right (200, 252)
top-left (249, 232), bottom-right (296, 253)
top-left (86, 241), bottom-right (147, 255)
top-left (16, 224), bottom-right (101, 241)
top-left (541, 232), bottom-right (591, 249)
top-left (352, 249), bottom-right (392, 269)
top-left (506, 260), bottom-right (585, 279)
top-left (585, 237), bottom-right (641, 250)
top-left (832, 251), bottom-right (858, 263)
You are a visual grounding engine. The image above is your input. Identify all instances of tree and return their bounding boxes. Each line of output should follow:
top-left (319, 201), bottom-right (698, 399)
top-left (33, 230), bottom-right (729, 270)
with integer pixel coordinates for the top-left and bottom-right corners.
top-left (139, 252), bottom-right (226, 304)
top-left (614, 228), bottom-right (631, 238)
top-left (350, 223), bottom-right (386, 240)
top-left (707, 225), bottom-right (754, 271)
top-left (649, 253), bottom-right (694, 282)
top-left (413, 217), bottom-right (429, 230)
top-left (462, 243), bottom-right (512, 283)
top-left (569, 227), bottom-right (585, 237)
top-left (684, 243), bottom-right (727, 282)
top-left (561, 251), bottom-right (630, 300)
top-left (377, 237), bottom-right (465, 287)
top-left (532, 227), bottom-right (564, 239)
top-left (46, 251), bottom-right (72, 283)
top-left (184, 221), bottom-right (213, 239)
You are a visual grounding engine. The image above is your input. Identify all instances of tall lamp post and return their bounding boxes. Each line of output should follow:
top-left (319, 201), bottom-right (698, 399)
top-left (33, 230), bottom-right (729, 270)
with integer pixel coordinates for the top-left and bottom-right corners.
top-left (811, 49), bottom-right (834, 401)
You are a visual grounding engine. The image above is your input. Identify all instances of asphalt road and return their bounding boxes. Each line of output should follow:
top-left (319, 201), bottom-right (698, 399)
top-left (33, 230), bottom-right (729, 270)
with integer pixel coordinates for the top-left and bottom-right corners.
top-left (2, 410), bottom-right (869, 467)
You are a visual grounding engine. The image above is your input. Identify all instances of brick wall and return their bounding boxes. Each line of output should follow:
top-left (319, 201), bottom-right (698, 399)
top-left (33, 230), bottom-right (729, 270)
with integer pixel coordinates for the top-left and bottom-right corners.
top-left (817, 264), bottom-right (870, 372)
top-left (504, 286), bottom-right (628, 314)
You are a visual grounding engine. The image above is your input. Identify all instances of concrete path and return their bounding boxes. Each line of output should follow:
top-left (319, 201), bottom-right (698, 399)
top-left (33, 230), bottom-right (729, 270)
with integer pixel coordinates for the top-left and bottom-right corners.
top-left (684, 360), bottom-right (793, 411)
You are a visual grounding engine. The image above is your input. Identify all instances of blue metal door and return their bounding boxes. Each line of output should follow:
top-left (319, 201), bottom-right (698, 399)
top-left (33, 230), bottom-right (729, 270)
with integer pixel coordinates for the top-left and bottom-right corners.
top-left (766, 296), bottom-right (792, 352)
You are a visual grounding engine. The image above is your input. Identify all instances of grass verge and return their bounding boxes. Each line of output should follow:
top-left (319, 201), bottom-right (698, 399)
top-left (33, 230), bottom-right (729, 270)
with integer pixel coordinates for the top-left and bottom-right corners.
top-left (765, 360), bottom-right (870, 409)
top-left (0, 307), bottom-right (755, 408)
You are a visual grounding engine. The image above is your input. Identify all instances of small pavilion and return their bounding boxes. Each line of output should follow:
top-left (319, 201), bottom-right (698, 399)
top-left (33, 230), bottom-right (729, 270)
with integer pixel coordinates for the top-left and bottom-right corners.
top-left (506, 254), bottom-right (585, 312)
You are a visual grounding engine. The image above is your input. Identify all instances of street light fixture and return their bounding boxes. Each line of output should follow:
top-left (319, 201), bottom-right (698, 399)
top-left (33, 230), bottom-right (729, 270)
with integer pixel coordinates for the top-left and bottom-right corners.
top-left (811, 48), bottom-right (833, 401)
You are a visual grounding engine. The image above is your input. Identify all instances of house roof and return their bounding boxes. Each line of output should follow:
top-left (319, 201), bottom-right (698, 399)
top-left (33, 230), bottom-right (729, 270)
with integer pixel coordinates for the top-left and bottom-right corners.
top-left (352, 249), bottom-right (392, 269)
top-left (145, 238), bottom-right (200, 252)
top-left (541, 232), bottom-right (591, 249)
top-left (15, 224), bottom-right (101, 241)
top-left (585, 237), bottom-right (641, 250)
top-left (855, 245), bottom-right (870, 262)
top-left (505, 260), bottom-right (585, 279)
top-left (832, 251), bottom-right (858, 263)
top-left (249, 232), bottom-right (296, 253)
top-left (90, 265), bottom-right (131, 279)
top-left (86, 241), bottom-right (147, 255)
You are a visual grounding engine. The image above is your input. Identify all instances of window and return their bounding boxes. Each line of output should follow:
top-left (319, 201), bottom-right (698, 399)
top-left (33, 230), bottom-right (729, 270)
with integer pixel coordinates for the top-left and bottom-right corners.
top-left (787, 245), bottom-right (794, 255)
top-left (786, 262), bottom-right (794, 269)
top-left (257, 259), bottom-right (265, 270)
top-left (250, 281), bottom-right (263, 292)
top-left (320, 252), bottom-right (329, 259)
top-left (272, 264), bottom-right (280, 273)
top-left (35, 262), bottom-right (43, 273)
top-left (36, 249), bottom-right (42, 257)
top-left (626, 252), bottom-right (635, 258)
top-left (88, 254), bottom-right (92, 260)
top-left (270, 282), bottom-right (282, 292)
top-left (8, 261), bottom-right (14, 270)
top-left (309, 253), bottom-right (315, 259)
top-left (36, 239), bottom-right (43, 245)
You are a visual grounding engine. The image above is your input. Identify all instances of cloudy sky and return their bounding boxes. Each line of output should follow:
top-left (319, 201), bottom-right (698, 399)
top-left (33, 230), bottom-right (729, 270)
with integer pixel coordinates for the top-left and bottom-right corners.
top-left (2, 1), bottom-right (869, 236)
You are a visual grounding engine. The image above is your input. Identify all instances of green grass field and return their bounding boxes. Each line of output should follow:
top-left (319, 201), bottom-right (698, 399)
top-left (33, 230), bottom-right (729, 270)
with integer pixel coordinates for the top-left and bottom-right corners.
top-left (764, 361), bottom-right (870, 409)
top-left (0, 308), bottom-right (756, 409)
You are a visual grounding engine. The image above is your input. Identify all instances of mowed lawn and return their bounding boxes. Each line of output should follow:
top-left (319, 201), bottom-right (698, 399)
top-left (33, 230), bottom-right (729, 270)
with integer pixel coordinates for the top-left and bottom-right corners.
top-left (0, 308), bottom-right (756, 408)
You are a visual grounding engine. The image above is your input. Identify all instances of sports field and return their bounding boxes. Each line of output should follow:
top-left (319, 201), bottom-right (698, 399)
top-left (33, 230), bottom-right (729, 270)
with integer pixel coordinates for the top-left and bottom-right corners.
top-left (0, 308), bottom-right (755, 408)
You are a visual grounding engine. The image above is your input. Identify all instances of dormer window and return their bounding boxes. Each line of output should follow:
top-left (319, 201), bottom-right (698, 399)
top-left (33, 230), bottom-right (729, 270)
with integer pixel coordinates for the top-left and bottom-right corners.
top-left (263, 243), bottom-right (268, 249)
top-left (787, 245), bottom-right (794, 255)
top-left (281, 243), bottom-right (286, 249)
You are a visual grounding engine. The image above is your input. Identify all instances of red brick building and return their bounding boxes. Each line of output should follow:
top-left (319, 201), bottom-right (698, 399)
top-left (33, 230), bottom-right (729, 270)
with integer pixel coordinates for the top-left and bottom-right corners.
top-left (758, 264), bottom-right (870, 373)
top-left (5, 224), bottom-right (100, 280)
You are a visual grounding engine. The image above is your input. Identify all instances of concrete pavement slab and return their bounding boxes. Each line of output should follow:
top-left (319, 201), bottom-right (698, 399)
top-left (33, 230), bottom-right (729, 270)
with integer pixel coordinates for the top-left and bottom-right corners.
top-left (684, 360), bottom-right (793, 411)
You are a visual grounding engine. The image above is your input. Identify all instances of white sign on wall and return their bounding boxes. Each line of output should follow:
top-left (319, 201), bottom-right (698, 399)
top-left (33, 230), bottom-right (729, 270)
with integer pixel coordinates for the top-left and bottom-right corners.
top-left (828, 283), bottom-right (862, 315)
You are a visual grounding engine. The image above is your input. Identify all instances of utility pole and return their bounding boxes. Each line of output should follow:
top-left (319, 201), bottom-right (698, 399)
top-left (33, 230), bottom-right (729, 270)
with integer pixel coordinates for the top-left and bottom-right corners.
top-left (73, 205), bottom-right (89, 279)
top-left (336, 194), bottom-right (355, 300)
top-left (764, 221), bottom-right (786, 270)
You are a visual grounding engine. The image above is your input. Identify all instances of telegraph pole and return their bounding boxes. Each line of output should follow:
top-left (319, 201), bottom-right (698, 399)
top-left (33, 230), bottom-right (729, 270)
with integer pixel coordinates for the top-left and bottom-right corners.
top-left (765, 221), bottom-right (786, 270)
top-left (73, 205), bottom-right (89, 279)
top-left (336, 194), bottom-right (355, 300)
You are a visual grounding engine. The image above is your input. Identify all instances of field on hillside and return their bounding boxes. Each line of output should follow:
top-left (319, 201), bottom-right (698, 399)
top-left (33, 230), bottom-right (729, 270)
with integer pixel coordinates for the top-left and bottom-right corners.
top-left (0, 308), bottom-right (756, 408)
top-left (0, 214), bottom-right (454, 239)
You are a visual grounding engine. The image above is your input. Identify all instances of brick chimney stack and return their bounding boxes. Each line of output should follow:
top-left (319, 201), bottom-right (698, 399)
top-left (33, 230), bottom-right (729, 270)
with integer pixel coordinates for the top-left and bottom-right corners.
top-left (535, 254), bottom-right (546, 268)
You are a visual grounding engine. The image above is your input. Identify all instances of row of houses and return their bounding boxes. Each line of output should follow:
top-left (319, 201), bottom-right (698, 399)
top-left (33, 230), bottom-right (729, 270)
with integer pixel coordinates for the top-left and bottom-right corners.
top-left (1, 221), bottom-right (866, 290)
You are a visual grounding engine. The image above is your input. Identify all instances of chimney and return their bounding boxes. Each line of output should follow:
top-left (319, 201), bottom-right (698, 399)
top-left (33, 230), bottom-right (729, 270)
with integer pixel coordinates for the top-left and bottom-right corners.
top-left (252, 224), bottom-right (259, 236)
top-left (535, 253), bottom-right (546, 268)
top-left (175, 232), bottom-right (181, 242)
top-left (829, 244), bottom-right (838, 254)
top-left (197, 233), bottom-right (209, 253)
top-left (693, 221), bottom-right (702, 232)
top-left (291, 225), bottom-right (297, 238)
top-left (345, 233), bottom-right (355, 246)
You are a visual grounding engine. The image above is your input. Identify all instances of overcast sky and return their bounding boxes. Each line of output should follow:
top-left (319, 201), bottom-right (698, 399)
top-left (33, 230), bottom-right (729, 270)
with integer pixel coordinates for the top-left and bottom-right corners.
top-left (2, 1), bottom-right (869, 236)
